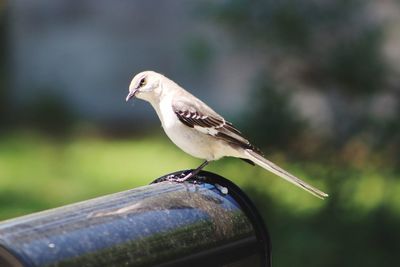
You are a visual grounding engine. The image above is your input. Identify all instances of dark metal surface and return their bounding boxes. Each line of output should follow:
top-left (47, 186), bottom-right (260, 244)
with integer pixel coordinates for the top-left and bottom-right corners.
top-left (0, 170), bottom-right (271, 267)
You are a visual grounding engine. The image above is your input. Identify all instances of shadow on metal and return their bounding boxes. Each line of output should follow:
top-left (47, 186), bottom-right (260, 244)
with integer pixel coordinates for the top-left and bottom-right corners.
top-left (0, 170), bottom-right (271, 267)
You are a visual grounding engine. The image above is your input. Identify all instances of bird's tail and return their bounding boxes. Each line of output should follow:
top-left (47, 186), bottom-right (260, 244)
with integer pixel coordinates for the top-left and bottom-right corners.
top-left (244, 149), bottom-right (328, 199)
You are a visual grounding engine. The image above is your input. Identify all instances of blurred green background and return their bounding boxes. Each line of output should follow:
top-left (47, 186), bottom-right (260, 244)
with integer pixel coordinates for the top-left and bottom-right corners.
top-left (1, 1), bottom-right (399, 266)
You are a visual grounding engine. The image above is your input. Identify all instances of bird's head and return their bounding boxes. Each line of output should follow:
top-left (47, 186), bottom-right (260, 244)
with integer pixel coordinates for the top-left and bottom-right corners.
top-left (126, 71), bottom-right (163, 103)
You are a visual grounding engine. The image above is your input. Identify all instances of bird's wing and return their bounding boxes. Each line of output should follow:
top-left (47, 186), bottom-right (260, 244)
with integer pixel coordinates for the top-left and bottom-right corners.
top-left (172, 98), bottom-right (263, 155)
top-left (172, 97), bottom-right (328, 199)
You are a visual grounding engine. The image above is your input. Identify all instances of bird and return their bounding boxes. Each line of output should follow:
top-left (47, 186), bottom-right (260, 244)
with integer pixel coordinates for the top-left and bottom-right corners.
top-left (126, 70), bottom-right (328, 199)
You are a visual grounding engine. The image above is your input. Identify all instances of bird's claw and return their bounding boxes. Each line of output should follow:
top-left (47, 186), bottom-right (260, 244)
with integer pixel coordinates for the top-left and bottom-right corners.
top-left (165, 172), bottom-right (192, 182)
top-left (166, 174), bottom-right (178, 182)
top-left (175, 172), bottom-right (192, 182)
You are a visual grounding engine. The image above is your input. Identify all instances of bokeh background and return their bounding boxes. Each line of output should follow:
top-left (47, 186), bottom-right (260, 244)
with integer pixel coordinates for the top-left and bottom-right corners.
top-left (1, 1), bottom-right (399, 266)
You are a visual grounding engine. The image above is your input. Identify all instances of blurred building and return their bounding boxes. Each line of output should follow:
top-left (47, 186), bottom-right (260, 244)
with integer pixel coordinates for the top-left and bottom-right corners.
top-left (6, 0), bottom-right (400, 135)
top-left (8, 0), bottom-right (263, 130)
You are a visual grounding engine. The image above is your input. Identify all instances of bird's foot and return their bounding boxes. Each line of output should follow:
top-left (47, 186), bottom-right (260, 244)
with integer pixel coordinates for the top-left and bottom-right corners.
top-left (175, 172), bottom-right (193, 182)
top-left (165, 174), bottom-right (179, 182)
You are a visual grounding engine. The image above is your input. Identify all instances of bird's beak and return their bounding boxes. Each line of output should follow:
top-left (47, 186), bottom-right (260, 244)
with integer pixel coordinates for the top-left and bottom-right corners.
top-left (125, 89), bottom-right (137, 102)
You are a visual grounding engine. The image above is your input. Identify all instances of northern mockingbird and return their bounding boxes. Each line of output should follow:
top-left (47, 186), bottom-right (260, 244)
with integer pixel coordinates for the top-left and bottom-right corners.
top-left (126, 70), bottom-right (328, 199)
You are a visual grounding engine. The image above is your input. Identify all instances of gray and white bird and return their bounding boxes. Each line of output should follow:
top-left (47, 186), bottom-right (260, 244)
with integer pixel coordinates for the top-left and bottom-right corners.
top-left (126, 70), bottom-right (328, 199)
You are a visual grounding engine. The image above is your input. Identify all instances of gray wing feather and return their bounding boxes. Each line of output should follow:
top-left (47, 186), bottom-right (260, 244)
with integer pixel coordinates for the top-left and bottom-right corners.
top-left (172, 98), bottom-right (263, 155)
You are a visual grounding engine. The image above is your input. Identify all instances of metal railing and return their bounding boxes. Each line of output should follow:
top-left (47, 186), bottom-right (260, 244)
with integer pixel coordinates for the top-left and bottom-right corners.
top-left (0, 170), bottom-right (271, 267)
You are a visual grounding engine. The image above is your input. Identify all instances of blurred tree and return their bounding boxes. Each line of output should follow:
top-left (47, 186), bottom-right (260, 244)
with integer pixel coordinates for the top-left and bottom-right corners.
top-left (240, 75), bottom-right (304, 150)
top-left (0, 5), bottom-right (7, 129)
top-left (207, 0), bottom-right (392, 150)
top-left (202, 2), bottom-right (400, 267)
top-left (184, 36), bottom-right (214, 73)
top-left (25, 90), bottom-right (75, 136)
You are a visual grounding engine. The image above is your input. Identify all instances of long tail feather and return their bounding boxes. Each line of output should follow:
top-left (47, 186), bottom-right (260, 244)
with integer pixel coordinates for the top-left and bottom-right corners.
top-left (244, 149), bottom-right (328, 199)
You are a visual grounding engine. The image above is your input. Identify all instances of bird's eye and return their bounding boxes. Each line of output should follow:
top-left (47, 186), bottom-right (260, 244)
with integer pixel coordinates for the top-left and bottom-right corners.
top-left (139, 77), bottom-right (147, 87)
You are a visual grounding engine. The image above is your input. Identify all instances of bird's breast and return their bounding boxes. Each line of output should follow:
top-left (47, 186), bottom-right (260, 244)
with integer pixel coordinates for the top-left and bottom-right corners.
top-left (157, 99), bottom-right (217, 160)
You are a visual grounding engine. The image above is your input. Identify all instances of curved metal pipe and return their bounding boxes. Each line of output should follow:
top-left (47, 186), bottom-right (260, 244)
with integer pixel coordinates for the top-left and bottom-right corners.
top-left (0, 171), bottom-right (271, 267)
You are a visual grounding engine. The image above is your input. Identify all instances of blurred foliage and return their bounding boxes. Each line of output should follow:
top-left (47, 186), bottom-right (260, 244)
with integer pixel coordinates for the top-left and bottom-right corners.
top-left (240, 75), bottom-right (304, 150)
top-left (327, 29), bottom-right (386, 95)
top-left (184, 36), bottom-right (214, 72)
top-left (206, 0), bottom-right (397, 154)
top-left (23, 91), bottom-right (76, 135)
top-left (196, 1), bottom-right (400, 266)
top-left (0, 5), bottom-right (6, 128)
top-left (209, 0), bottom-right (386, 94)
top-left (0, 133), bottom-right (399, 266)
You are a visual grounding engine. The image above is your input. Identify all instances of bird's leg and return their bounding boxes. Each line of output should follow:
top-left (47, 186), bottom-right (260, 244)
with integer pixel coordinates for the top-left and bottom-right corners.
top-left (176, 160), bottom-right (209, 182)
